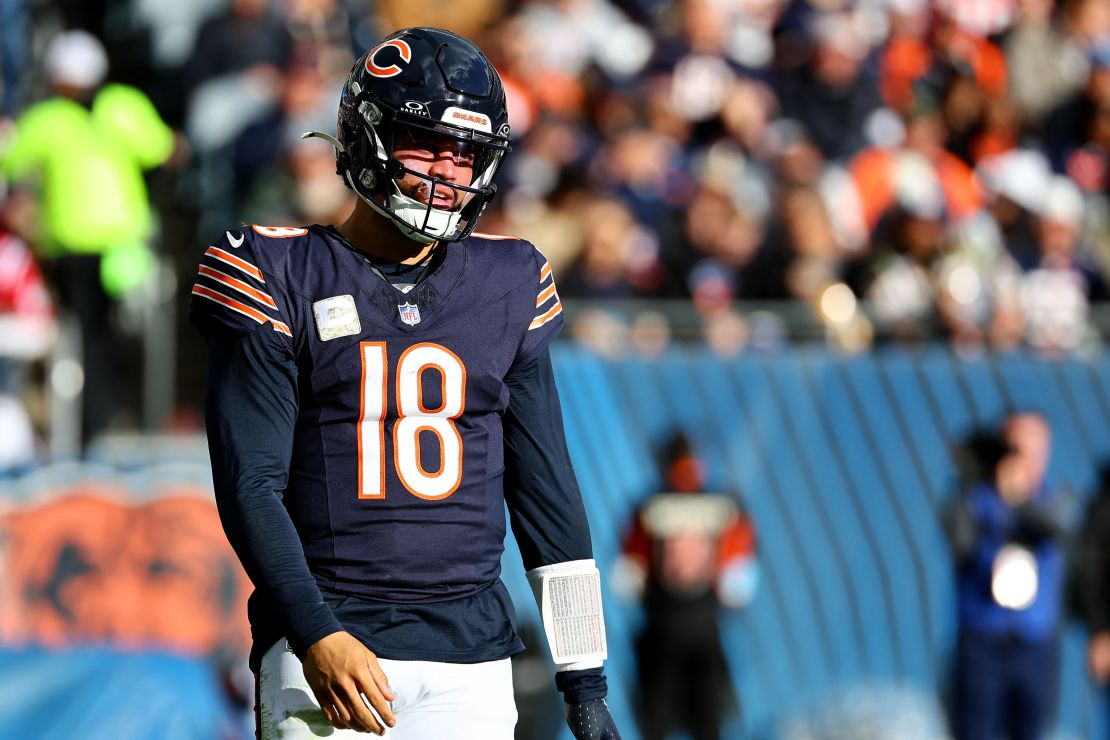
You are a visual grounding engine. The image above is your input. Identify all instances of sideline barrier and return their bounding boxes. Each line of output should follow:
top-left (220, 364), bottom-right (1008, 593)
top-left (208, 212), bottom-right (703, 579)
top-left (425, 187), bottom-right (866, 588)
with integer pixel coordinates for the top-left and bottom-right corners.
top-left (0, 462), bottom-right (254, 738)
top-left (551, 344), bottom-right (1110, 740)
top-left (0, 463), bottom-right (250, 657)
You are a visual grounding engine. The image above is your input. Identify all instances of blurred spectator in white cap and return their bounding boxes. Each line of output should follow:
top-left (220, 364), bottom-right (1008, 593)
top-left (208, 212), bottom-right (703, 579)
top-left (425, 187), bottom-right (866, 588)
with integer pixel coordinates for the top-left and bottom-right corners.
top-left (515, 0), bottom-right (653, 82)
top-left (937, 0), bottom-right (1016, 38)
top-left (1020, 175), bottom-right (1097, 354)
top-left (45, 29), bottom-right (110, 93)
top-left (933, 150), bottom-right (1054, 350)
top-left (861, 154), bottom-right (951, 341)
top-left (973, 148), bottom-right (1051, 270)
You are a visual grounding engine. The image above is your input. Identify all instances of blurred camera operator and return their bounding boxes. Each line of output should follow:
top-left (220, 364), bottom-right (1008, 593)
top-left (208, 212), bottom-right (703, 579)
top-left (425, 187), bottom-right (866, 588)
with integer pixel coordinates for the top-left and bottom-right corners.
top-left (946, 412), bottom-right (1069, 740)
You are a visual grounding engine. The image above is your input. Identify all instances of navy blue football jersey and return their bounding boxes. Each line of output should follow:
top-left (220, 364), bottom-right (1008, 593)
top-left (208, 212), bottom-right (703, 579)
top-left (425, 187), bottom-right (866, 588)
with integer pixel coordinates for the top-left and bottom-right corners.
top-left (192, 224), bottom-right (565, 603)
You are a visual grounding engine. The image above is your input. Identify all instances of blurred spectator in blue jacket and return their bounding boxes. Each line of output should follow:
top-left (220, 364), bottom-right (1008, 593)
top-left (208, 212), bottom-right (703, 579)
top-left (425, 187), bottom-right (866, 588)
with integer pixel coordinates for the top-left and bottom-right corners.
top-left (947, 412), bottom-right (1068, 740)
top-left (1043, 40), bottom-right (1110, 186)
top-left (778, 12), bottom-right (883, 162)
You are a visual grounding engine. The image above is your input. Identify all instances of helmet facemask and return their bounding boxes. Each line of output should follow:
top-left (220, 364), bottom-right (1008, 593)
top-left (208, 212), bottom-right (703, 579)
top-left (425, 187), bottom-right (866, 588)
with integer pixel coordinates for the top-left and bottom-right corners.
top-left (341, 92), bottom-right (509, 244)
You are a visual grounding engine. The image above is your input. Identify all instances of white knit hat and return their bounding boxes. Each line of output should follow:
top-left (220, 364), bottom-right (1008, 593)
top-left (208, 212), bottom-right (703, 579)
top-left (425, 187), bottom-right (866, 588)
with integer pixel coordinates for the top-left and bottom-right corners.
top-left (45, 30), bottom-right (108, 89)
top-left (1040, 176), bottom-right (1085, 229)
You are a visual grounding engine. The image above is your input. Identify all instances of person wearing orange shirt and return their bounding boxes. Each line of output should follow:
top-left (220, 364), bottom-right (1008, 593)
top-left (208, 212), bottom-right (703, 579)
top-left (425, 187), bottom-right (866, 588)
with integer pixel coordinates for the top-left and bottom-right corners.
top-left (616, 433), bottom-right (758, 740)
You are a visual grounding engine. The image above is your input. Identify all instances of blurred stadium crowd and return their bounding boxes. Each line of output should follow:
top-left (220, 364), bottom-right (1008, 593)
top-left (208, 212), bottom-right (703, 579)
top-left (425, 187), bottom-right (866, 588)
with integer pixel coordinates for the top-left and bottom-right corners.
top-left (2, 0), bottom-right (1110, 445)
top-left (1, 0), bottom-right (1110, 437)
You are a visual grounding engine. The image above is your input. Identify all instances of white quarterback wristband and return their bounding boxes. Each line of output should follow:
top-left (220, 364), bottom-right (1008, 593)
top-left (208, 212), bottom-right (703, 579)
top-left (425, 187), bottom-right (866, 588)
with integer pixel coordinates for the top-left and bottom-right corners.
top-left (526, 559), bottom-right (608, 671)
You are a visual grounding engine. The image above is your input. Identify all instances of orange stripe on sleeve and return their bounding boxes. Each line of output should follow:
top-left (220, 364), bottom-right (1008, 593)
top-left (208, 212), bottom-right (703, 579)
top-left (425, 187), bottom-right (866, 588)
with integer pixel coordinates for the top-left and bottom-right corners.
top-left (193, 286), bottom-right (293, 338)
top-left (528, 300), bottom-right (562, 330)
top-left (539, 262), bottom-right (552, 283)
top-left (536, 283), bottom-right (557, 307)
top-left (197, 265), bottom-right (278, 310)
top-left (192, 285), bottom-right (270, 324)
top-left (204, 247), bottom-right (265, 282)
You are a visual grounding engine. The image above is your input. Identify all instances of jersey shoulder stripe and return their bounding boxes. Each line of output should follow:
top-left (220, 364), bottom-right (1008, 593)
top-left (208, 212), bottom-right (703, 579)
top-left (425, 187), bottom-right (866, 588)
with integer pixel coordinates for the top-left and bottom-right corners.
top-left (205, 246), bottom-right (265, 282)
top-left (191, 285), bottom-right (292, 337)
top-left (197, 264), bottom-right (278, 310)
top-left (529, 258), bottom-right (562, 331)
top-left (251, 224), bottom-right (308, 239)
top-left (536, 282), bottom-right (556, 307)
top-left (190, 228), bottom-right (297, 340)
top-left (529, 301), bottom-right (563, 331)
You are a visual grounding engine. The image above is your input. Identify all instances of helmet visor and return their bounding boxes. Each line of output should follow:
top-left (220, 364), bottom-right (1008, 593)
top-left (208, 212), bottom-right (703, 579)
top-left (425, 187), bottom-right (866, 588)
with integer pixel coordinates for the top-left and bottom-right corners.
top-left (390, 113), bottom-right (508, 183)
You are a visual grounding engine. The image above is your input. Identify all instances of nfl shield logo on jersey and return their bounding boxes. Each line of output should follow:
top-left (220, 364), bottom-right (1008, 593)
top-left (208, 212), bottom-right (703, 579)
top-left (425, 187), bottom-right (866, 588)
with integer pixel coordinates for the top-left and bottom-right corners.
top-left (398, 302), bottom-right (421, 326)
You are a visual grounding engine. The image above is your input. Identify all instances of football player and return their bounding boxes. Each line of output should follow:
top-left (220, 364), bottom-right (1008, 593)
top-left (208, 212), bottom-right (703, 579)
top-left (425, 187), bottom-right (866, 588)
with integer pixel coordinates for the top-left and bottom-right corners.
top-left (190, 27), bottom-right (621, 740)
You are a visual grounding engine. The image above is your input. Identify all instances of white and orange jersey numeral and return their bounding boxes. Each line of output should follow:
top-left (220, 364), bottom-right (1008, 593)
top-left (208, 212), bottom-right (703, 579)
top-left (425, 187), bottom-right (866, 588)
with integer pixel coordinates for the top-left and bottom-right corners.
top-left (358, 341), bottom-right (466, 500)
top-left (358, 343), bottom-right (388, 499)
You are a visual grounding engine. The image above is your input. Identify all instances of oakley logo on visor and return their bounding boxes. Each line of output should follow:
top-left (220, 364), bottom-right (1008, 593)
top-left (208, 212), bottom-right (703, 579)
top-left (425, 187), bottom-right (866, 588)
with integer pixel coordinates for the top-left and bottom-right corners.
top-left (366, 39), bottom-right (412, 78)
top-left (442, 107), bottom-right (492, 133)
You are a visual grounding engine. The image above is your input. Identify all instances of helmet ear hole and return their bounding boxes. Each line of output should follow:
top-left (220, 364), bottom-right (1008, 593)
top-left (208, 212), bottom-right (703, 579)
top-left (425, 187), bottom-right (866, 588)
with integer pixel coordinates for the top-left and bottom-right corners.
top-left (360, 101), bottom-right (382, 125)
top-left (383, 160), bottom-right (404, 180)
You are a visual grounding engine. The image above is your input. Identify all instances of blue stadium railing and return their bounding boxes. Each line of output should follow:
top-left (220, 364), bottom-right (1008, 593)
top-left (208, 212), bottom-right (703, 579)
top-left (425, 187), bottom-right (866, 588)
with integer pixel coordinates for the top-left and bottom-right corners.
top-left (508, 343), bottom-right (1110, 740)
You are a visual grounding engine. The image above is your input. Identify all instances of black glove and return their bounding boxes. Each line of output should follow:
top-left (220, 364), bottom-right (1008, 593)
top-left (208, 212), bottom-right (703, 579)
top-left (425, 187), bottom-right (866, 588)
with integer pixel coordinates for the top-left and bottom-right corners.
top-left (565, 697), bottom-right (622, 740)
top-left (557, 668), bottom-right (620, 740)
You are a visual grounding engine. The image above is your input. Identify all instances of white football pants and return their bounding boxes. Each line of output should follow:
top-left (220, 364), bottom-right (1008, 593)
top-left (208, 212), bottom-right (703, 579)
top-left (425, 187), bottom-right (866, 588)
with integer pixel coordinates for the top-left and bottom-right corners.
top-left (256, 639), bottom-right (518, 739)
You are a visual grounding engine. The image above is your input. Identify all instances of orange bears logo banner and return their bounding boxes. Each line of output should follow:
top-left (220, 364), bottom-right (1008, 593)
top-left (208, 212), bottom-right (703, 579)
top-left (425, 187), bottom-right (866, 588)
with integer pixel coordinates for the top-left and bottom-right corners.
top-left (0, 477), bottom-right (251, 658)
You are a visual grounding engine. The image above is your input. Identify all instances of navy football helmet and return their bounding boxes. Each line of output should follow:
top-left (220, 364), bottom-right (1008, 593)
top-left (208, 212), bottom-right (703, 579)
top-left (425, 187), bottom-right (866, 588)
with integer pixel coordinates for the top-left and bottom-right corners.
top-left (305, 27), bottom-right (511, 243)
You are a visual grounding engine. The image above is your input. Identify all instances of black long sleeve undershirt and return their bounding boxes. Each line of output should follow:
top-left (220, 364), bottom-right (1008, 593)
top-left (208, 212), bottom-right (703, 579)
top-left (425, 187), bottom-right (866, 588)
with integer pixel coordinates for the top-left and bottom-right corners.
top-left (503, 354), bottom-right (607, 702)
top-left (503, 348), bottom-right (594, 570)
top-left (204, 326), bottom-right (343, 658)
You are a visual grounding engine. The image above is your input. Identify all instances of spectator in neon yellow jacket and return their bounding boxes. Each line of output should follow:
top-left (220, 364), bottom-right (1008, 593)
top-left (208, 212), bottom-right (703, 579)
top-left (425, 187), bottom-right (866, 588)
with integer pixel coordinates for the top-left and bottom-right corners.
top-left (1, 30), bottom-right (175, 445)
top-left (2, 30), bottom-right (174, 293)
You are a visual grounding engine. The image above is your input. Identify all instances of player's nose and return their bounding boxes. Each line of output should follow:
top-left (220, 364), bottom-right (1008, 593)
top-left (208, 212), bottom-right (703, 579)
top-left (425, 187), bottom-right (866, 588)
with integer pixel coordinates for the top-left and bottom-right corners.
top-left (428, 151), bottom-right (460, 182)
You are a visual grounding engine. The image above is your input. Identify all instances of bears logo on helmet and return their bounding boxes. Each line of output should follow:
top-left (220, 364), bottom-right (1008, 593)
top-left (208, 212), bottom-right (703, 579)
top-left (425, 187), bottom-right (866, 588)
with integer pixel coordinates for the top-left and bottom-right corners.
top-left (365, 39), bottom-right (412, 78)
